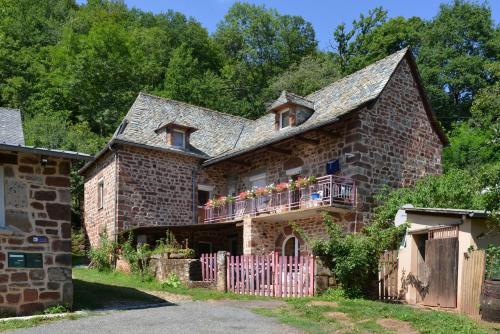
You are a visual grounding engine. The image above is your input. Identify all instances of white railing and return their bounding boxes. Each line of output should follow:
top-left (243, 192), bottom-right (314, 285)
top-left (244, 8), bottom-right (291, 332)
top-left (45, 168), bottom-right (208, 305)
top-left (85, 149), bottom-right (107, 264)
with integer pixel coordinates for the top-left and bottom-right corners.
top-left (203, 175), bottom-right (356, 224)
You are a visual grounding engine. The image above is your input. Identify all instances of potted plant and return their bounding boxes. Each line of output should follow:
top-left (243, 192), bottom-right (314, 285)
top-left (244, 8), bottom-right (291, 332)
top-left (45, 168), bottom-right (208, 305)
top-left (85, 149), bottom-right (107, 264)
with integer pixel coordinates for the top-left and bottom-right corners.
top-left (275, 182), bottom-right (288, 193)
top-left (255, 187), bottom-right (267, 197)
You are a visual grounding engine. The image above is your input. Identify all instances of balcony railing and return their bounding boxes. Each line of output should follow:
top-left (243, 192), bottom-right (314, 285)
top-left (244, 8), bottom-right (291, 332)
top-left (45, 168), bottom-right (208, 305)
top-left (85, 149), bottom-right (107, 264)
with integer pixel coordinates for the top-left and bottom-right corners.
top-left (203, 175), bottom-right (356, 224)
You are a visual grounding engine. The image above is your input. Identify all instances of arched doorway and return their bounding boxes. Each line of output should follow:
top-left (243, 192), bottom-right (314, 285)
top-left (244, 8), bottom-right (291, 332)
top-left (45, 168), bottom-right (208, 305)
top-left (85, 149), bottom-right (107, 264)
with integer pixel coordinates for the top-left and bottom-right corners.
top-left (282, 235), bottom-right (299, 257)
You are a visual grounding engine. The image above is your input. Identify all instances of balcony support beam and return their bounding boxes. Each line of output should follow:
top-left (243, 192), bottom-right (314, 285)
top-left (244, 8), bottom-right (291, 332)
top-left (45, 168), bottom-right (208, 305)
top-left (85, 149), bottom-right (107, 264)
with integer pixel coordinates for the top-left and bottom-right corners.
top-left (295, 136), bottom-right (320, 145)
top-left (268, 146), bottom-right (292, 155)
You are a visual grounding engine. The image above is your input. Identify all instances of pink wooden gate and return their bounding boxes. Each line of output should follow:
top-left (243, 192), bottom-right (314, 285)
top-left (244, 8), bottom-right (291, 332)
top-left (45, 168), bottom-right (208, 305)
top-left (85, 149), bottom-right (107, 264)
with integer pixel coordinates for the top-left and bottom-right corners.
top-left (201, 253), bottom-right (217, 282)
top-left (227, 252), bottom-right (315, 297)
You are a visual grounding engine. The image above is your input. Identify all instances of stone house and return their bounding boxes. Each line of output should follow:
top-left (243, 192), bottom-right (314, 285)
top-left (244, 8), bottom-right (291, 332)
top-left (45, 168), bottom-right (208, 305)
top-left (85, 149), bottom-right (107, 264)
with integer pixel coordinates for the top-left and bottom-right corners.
top-left (0, 108), bottom-right (91, 315)
top-left (80, 48), bottom-right (446, 257)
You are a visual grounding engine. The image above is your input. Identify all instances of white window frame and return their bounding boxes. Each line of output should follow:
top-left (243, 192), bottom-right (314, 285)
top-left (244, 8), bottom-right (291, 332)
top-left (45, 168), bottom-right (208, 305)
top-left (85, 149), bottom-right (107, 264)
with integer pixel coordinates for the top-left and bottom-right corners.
top-left (97, 178), bottom-right (104, 210)
top-left (282, 235), bottom-right (299, 257)
top-left (279, 109), bottom-right (290, 129)
top-left (249, 172), bottom-right (266, 188)
top-left (172, 129), bottom-right (186, 148)
top-left (285, 167), bottom-right (303, 176)
top-left (0, 167), bottom-right (4, 228)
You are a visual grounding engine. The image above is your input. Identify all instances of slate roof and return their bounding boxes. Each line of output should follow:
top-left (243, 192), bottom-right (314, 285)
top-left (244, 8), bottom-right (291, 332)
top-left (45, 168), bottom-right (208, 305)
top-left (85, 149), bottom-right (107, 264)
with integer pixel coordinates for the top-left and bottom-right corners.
top-left (0, 108), bottom-right (25, 145)
top-left (83, 48), bottom-right (444, 172)
top-left (267, 91), bottom-right (314, 111)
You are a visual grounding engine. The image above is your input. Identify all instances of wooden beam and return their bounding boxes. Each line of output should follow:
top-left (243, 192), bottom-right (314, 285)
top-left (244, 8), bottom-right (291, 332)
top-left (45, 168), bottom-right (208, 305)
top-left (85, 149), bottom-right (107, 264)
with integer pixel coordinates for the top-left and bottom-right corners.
top-left (295, 136), bottom-right (319, 145)
top-left (268, 146), bottom-right (292, 155)
top-left (318, 129), bottom-right (336, 138)
top-left (229, 159), bottom-right (248, 166)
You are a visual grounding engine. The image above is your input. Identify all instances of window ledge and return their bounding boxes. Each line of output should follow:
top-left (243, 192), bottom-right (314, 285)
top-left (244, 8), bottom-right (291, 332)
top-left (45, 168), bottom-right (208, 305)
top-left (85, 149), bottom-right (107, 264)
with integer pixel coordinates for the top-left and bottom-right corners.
top-left (0, 226), bottom-right (15, 236)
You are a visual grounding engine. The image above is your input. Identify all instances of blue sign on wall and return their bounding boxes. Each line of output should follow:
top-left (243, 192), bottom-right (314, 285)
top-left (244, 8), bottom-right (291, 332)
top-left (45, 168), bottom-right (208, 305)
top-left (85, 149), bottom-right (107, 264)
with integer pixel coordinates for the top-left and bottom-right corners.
top-left (326, 159), bottom-right (340, 175)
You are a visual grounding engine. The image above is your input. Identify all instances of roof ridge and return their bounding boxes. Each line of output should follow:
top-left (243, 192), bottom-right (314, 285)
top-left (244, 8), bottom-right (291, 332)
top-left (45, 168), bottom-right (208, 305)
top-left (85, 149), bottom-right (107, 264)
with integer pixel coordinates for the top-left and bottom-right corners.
top-left (305, 48), bottom-right (409, 99)
top-left (138, 92), bottom-right (254, 123)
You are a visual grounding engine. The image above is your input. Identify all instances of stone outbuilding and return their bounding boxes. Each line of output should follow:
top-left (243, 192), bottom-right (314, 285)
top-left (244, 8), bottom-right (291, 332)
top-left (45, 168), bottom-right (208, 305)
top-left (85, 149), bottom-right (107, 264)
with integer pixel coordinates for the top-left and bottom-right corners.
top-left (0, 108), bottom-right (91, 315)
top-left (397, 207), bottom-right (500, 312)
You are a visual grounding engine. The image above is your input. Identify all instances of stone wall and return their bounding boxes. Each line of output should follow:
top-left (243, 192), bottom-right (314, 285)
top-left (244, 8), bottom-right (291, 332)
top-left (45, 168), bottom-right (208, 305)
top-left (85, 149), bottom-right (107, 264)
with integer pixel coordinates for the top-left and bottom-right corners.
top-left (149, 255), bottom-right (202, 283)
top-left (352, 58), bottom-right (443, 216)
top-left (0, 151), bottom-right (73, 315)
top-left (83, 151), bottom-right (117, 248)
top-left (242, 213), bottom-right (354, 256)
top-left (117, 145), bottom-right (200, 233)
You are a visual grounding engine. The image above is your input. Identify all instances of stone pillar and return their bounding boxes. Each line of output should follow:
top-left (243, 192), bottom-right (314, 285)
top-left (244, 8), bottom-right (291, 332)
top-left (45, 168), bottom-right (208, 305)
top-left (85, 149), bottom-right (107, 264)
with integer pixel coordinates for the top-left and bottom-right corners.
top-left (314, 256), bottom-right (336, 295)
top-left (242, 216), bottom-right (253, 255)
top-left (216, 251), bottom-right (228, 292)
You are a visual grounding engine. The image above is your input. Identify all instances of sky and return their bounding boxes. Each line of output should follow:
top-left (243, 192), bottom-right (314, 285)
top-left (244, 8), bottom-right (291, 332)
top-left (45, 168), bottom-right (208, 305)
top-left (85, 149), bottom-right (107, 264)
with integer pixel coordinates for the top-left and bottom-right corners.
top-left (77, 0), bottom-right (500, 50)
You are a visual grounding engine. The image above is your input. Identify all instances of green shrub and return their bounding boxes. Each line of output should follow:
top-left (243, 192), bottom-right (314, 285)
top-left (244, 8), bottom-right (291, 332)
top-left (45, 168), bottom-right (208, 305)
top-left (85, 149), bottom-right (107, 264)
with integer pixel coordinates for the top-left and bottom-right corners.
top-left (87, 231), bottom-right (117, 272)
top-left (42, 304), bottom-right (71, 314)
top-left (486, 244), bottom-right (500, 280)
top-left (161, 272), bottom-right (182, 289)
top-left (121, 232), bottom-right (153, 281)
top-left (297, 213), bottom-right (405, 298)
top-left (71, 228), bottom-right (86, 256)
top-left (151, 230), bottom-right (195, 259)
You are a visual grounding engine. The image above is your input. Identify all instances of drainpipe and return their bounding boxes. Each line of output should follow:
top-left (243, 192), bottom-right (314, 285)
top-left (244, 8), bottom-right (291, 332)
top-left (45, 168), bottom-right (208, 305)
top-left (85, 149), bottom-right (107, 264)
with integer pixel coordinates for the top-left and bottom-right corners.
top-left (192, 165), bottom-right (200, 224)
top-left (110, 145), bottom-right (119, 244)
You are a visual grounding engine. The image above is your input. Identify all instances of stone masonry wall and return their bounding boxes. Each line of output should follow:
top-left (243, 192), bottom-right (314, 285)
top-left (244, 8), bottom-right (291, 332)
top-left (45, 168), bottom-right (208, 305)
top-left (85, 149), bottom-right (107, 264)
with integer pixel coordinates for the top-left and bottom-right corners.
top-left (0, 151), bottom-right (73, 315)
top-left (352, 58), bottom-right (443, 216)
top-left (116, 145), bottom-right (200, 234)
top-left (242, 212), bottom-right (353, 255)
top-left (83, 151), bottom-right (116, 248)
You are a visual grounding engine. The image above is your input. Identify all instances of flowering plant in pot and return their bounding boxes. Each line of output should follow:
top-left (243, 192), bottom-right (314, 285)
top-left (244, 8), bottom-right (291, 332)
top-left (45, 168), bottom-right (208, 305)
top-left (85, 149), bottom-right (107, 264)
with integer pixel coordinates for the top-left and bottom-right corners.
top-left (224, 195), bottom-right (236, 204)
top-left (239, 190), bottom-right (255, 200)
top-left (275, 182), bottom-right (288, 193)
top-left (265, 183), bottom-right (276, 194)
top-left (307, 175), bottom-right (317, 185)
top-left (254, 187), bottom-right (268, 197)
top-left (296, 177), bottom-right (309, 188)
top-left (288, 179), bottom-right (297, 191)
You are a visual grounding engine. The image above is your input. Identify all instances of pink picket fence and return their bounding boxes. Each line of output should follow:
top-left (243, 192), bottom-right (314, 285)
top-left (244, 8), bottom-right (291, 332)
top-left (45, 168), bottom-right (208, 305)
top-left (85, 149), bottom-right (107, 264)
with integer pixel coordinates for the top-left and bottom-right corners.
top-left (227, 253), bottom-right (315, 297)
top-left (201, 253), bottom-right (217, 282)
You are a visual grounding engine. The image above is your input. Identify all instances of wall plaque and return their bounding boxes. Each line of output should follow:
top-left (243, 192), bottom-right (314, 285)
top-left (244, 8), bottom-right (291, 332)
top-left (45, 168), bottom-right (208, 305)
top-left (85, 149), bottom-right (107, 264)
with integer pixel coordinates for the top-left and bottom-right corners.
top-left (8, 252), bottom-right (43, 268)
top-left (30, 236), bottom-right (49, 243)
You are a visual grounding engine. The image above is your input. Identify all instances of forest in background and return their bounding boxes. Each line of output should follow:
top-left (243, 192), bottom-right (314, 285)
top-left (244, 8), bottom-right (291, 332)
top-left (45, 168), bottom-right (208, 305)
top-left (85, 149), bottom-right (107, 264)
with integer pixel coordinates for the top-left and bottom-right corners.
top-left (0, 0), bottom-right (498, 221)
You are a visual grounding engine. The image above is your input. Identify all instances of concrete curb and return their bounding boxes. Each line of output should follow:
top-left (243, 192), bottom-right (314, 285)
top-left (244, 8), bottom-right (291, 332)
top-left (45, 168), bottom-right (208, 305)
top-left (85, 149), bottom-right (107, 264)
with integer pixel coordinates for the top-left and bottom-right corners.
top-left (0, 311), bottom-right (87, 322)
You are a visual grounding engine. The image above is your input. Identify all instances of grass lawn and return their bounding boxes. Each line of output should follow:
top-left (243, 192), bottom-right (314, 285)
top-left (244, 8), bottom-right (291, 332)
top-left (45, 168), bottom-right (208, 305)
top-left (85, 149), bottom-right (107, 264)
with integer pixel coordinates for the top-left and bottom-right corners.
top-left (74, 268), bottom-right (499, 334)
top-left (255, 295), bottom-right (500, 334)
top-left (0, 314), bottom-right (83, 333)
top-left (73, 268), bottom-right (265, 310)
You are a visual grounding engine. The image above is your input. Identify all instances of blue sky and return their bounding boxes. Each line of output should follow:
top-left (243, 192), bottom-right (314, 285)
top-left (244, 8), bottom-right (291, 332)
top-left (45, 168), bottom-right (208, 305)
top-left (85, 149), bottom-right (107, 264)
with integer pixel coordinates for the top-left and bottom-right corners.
top-left (77, 1), bottom-right (499, 50)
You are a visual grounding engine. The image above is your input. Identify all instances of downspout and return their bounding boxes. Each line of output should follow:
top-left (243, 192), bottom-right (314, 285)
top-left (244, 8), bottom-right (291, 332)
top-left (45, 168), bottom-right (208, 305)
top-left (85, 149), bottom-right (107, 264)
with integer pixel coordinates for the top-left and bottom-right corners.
top-left (110, 145), bottom-right (119, 244)
top-left (192, 164), bottom-right (200, 224)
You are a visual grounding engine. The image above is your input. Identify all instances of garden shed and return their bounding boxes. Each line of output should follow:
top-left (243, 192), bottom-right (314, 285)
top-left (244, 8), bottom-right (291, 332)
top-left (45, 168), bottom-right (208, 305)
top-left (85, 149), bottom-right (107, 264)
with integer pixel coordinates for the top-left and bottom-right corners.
top-left (397, 207), bottom-right (499, 315)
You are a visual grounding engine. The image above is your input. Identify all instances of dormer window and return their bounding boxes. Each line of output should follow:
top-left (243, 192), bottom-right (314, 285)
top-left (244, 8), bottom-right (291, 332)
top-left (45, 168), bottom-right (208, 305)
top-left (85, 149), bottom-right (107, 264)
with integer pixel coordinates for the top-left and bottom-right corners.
top-left (155, 121), bottom-right (198, 151)
top-left (172, 129), bottom-right (185, 148)
top-left (268, 91), bottom-right (315, 130)
top-left (279, 109), bottom-right (290, 129)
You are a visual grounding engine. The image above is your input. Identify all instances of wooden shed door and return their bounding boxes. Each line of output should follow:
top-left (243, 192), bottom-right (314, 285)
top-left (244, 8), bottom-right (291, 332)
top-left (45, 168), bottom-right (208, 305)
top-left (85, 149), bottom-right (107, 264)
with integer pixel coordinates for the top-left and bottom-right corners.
top-left (422, 238), bottom-right (458, 308)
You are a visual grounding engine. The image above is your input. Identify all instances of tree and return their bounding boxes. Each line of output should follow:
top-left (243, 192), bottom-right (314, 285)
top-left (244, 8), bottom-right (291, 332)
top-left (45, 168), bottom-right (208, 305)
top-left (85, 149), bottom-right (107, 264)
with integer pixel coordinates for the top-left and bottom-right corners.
top-left (214, 2), bottom-right (317, 118)
top-left (417, 0), bottom-right (497, 127)
top-left (266, 53), bottom-right (340, 98)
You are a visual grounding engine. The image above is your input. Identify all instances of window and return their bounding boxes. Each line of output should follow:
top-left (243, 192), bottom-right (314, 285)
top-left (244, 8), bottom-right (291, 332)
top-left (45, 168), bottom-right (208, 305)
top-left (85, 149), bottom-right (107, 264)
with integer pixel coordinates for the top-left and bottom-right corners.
top-left (249, 172), bottom-right (266, 189)
top-left (198, 185), bottom-right (213, 207)
top-left (198, 190), bottom-right (210, 207)
top-left (282, 236), bottom-right (299, 257)
top-left (198, 241), bottom-right (212, 255)
top-left (0, 167), bottom-right (4, 228)
top-left (97, 178), bottom-right (104, 210)
top-left (279, 109), bottom-right (290, 129)
top-left (172, 129), bottom-right (185, 148)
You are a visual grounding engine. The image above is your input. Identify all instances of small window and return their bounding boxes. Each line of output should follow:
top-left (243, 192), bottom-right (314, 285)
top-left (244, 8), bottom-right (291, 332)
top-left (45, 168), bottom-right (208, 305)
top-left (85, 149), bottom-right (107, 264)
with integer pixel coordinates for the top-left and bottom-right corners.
top-left (172, 129), bottom-right (185, 148)
top-left (279, 109), bottom-right (290, 129)
top-left (283, 236), bottom-right (299, 257)
top-left (198, 190), bottom-right (210, 207)
top-left (97, 178), bottom-right (104, 210)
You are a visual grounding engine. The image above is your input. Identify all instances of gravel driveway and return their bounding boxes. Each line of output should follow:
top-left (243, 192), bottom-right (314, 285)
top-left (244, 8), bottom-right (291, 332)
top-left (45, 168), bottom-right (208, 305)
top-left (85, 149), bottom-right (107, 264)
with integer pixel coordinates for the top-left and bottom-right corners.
top-left (9, 300), bottom-right (300, 334)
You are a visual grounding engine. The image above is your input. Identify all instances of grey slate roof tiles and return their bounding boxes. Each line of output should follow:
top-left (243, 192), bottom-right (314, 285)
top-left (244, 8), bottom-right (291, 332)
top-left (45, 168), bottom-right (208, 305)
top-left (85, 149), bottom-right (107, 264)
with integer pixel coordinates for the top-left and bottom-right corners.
top-left (113, 48), bottom-right (410, 164)
top-left (0, 108), bottom-right (25, 145)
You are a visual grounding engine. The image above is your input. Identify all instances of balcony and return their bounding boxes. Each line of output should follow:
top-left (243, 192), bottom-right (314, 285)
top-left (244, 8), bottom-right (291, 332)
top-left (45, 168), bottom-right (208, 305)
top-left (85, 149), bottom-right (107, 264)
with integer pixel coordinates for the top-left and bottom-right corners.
top-left (203, 175), bottom-right (356, 224)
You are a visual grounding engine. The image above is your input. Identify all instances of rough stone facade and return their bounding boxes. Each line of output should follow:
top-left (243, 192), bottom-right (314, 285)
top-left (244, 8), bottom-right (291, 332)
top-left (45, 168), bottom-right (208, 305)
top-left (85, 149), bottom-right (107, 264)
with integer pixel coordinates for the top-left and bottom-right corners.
top-left (82, 58), bottom-right (443, 256)
top-left (83, 151), bottom-right (117, 248)
top-left (0, 151), bottom-right (73, 315)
